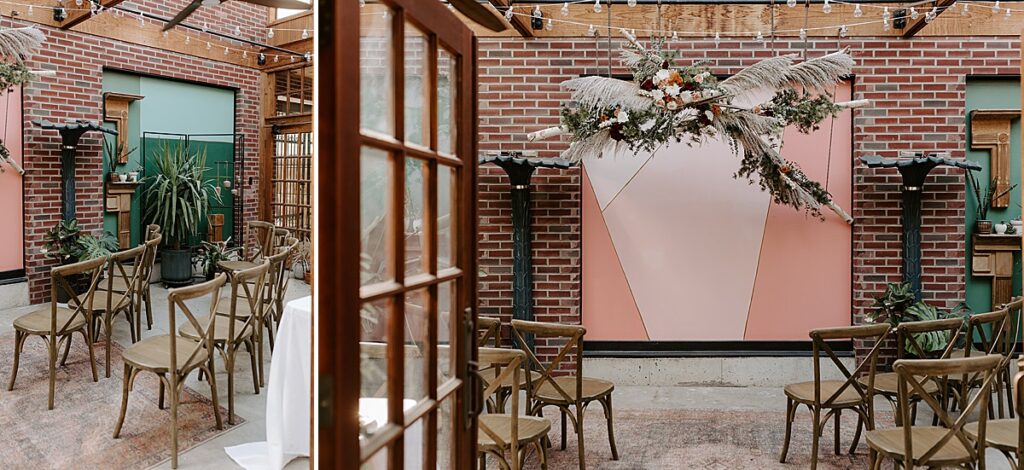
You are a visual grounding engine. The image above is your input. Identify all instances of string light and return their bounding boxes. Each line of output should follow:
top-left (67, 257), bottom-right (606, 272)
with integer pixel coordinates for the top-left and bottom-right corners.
top-left (799, 28), bottom-right (807, 40)
top-left (910, 7), bottom-right (919, 20)
top-left (234, 25), bottom-right (241, 36)
top-left (206, 41), bottom-right (212, 50)
top-left (755, 30), bottom-right (764, 44)
top-left (1006, 7), bottom-right (1012, 18)
top-left (185, 36), bottom-right (190, 44)
top-left (672, 30), bottom-right (678, 40)
top-left (74, 0), bottom-right (82, 6)
top-left (714, 32), bottom-right (721, 46)
top-left (587, 23), bottom-right (596, 36)
top-left (925, 7), bottom-right (937, 22)
top-left (26, 4), bottom-right (32, 16)
top-left (961, 2), bottom-right (969, 16)
top-left (532, 5), bottom-right (541, 18)
top-left (268, 28), bottom-right (274, 39)
top-left (838, 24), bottom-right (848, 37)
top-left (243, 50), bottom-right (247, 58)
top-left (301, 28), bottom-right (309, 39)
top-left (223, 46), bottom-right (229, 55)
top-left (593, 0), bottom-right (601, 14)
top-left (304, 52), bottom-right (312, 61)
top-left (360, 0), bottom-right (365, 6)
top-left (560, 2), bottom-right (569, 17)
top-left (628, 0), bottom-right (637, 7)
top-left (138, 12), bottom-right (144, 27)
top-left (202, 21), bottom-right (208, 32)
top-left (274, 55), bottom-right (279, 63)
top-left (992, 1), bottom-right (1000, 12)
top-left (822, 0), bottom-right (831, 14)
top-left (505, 6), bottom-right (513, 20)
top-left (853, 3), bottom-right (862, 17)
top-left (162, 31), bottom-right (168, 38)
top-left (882, 6), bottom-right (890, 25)
top-left (786, 0), bottom-right (797, 7)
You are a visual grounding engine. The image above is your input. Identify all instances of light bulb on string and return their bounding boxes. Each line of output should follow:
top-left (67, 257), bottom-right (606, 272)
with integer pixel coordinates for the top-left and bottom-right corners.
top-left (505, 7), bottom-right (513, 20)
top-left (838, 24), bottom-right (848, 37)
top-left (202, 21), bottom-right (209, 32)
top-left (243, 50), bottom-right (247, 58)
top-left (268, 28), bottom-right (275, 39)
top-left (546, 18), bottom-right (552, 31)
top-left (234, 26), bottom-right (241, 36)
top-left (714, 32), bottom-right (721, 46)
top-left (274, 55), bottom-right (279, 63)
top-left (139, 13), bottom-right (145, 27)
top-left (672, 30), bottom-right (678, 41)
top-left (593, 0), bottom-right (601, 14)
top-left (882, 20), bottom-right (890, 31)
top-left (627, 0), bottom-right (637, 7)
top-left (301, 29), bottom-right (309, 39)
top-left (587, 23), bottom-right (596, 36)
top-left (799, 28), bottom-right (807, 40)
top-left (853, 3), bottom-right (862, 17)
top-left (206, 41), bottom-right (212, 50)
top-left (75, 0), bottom-right (82, 7)
top-left (532, 5), bottom-right (541, 19)
top-left (1006, 7), bottom-right (1012, 18)
top-left (185, 36), bottom-right (191, 44)
top-left (882, 6), bottom-right (890, 23)
top-left (992, 1), bottom-right (1000, 13)
top-left (163, 31), bottom-right (168, 38)
top-left (27, 5), bottom-right (32, 16)
top-left (359, 0), bottom-right (365, 6)
top-left (822, 0), bottom-right (831, 14)
top-left (223, 47), bottom-right (229, 55)
top-left (910, 7), bottom-right (919, 19)
top-left (755, 30), bottom-right (764, 44)
top-left (786, 0), bottom-right (796, 8)
top-left (560, 2), bottom-right (569, 17)
top-left (961, 3), bottom-right (969, 16)
top-left (304, 52), bottom-right (312, 61)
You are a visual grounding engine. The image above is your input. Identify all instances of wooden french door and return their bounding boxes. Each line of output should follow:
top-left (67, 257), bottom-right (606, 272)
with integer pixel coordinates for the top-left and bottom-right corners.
top-left (320, 0), bottom-right (478, 469)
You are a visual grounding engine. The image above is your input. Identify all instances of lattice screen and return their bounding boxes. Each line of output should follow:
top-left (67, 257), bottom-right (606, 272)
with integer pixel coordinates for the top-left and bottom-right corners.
top-left (271, 131), bottom-right (312, 240)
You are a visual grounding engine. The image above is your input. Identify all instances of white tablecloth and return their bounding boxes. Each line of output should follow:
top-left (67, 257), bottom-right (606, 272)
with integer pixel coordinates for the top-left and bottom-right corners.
top-left (226, 296), bottom-right (312, 470)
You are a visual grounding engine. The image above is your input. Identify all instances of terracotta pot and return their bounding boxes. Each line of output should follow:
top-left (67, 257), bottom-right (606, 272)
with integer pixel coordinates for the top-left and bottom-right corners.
top-left (303, 270), bottom-right (311, 284)
top-left (976, 220), bottom-right (993, 234)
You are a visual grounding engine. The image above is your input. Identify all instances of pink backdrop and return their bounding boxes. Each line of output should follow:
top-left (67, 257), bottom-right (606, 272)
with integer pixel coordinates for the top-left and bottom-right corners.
top-left (0, 87), bottom-right (23, 273)
top-left (582, 85), bottom-right (852, 341)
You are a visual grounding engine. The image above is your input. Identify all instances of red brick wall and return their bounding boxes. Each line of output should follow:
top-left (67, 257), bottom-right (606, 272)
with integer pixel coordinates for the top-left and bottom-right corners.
top-left (21, 19), bottom-right (261, 303)
top-left (476, 36), bottom-right (1021, 362)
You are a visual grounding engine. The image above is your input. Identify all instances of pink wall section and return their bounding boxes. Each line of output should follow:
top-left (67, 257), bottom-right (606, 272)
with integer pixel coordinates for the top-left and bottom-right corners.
top-left (581, 85), bottom-right (852, 341)
top-left (0, 88), bottom-right (23, 273)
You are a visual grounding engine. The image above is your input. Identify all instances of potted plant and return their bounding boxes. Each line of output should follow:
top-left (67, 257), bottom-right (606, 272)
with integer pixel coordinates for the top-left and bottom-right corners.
top-left (868, 281), bottom-right (969, 357)
top-left (103, 139), bottom-right (137, 184)
top-left (1011, 217), bottom-right (1022, 235)
top-left (41, 218), bottom-right (118, 301)
top-left (292, 238), bottom-right (311, 282)
top-left (143, 144), bottom-right (220, 286)
top-left (193, 237), bottom-right (241, 281)
top-left (968, 172), bottom-right (1017, 235)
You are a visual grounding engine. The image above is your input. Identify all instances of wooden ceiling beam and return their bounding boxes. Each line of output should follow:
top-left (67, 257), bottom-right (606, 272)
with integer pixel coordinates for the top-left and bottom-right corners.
top-left (902, 0), bottom-right (956, 38)
top-left (59, 0), bottom-right (125, 29)
top-left (489, 0), bottom-right (535, 37)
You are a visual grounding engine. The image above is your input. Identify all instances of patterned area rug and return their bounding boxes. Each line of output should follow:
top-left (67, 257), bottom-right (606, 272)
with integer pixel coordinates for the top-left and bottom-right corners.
top-left (0, 332), bottom-right (242, 469)
top-left (503, 407), bottom-right (888, 469)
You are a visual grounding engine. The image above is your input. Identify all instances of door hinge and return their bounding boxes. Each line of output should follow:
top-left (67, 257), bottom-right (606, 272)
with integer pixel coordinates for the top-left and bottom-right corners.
top-left (319, 374), bottom-right (333, 428)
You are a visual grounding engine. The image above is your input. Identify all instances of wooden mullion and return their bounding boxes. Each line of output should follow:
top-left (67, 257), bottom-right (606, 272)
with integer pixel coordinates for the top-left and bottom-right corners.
top-left (423, 32), bottom-right (440, 469)
top-left (388, 8), bottom-right (407, 470)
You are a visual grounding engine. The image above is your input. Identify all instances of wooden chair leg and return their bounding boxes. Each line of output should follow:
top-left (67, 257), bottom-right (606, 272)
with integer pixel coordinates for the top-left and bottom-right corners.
top-left (170, 382), bottom-right (180, 469)
top-left (59, 333), bottom-right (73, 366)
top-left (779, 398), bottom-right (796, 463)
top-left (535, 440), bottom-right (548, 470)
top-left (833, 409), bottom-right (841, 455)
top-left (47, 335), bottom-right (57, 410)
top-left (1004, 366), bottom-right (1016, 419)
top-left (246, 339), bottom-right (260, 394)
top-left (83, 328), bottom-right (97, 382)
top-left (159, 379), bottom-right (165, 410)
top-left (225, 350), bottom-right (236, 425)
top-left (560, 408), bottom-right (567, 450)
top-left (575, 406), bottom-right (586, 470)
top-left (8, 330), bottom-right (24, 391)
top-left (113, 364), bottom-right (131, 438)
top-left (599, 394), bottom-right (618, 460)
top-left (257, 323), bottom-right (266, 388)
top-left (105, 312), bottom-right (113, 378)
top-left (849, 411), bottom-right (863, 454)
top-left (810, 407), bottom-right (821, 470)
top-left (208, 359), bottom-right (224, 430)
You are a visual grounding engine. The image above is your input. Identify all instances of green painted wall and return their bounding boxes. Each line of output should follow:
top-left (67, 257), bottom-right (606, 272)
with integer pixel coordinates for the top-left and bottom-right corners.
top-left (965, 79), bottom-right (1022, 315)
top-left (101, 70), bottom-right (235, 247)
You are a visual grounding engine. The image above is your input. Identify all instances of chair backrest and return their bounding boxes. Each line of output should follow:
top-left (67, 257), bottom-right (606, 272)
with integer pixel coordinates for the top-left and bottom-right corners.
top-left (144, 224), bottom-right (162, 241)
top-left (809, 324), bottom-right (891, 409)
top-left (510, 320), bottom-right (585, 407)
top-left (246, 221), bottom-right (276, 262)
top-left (895, 317), bottom-right (964, 360)
top-left (50, 256), bottom-right (107, 334)
top-left (999, 297), bottom-right (1023, 361)
top-left (963, 308), bottom-right (1010, 357)
top-left (477, 347), bottom-right (527, 469)
top-left (103, 244), bottom-right (147, 312)
top-left (226, 260), bottom-right (270, 342)
top-left (138, 233), bottom-right (162, 289)
top-left (894, 354), bottom-right (1002, 467)
top-left (274, 237), bottom-right (299, 300)
top-left (168, 274), bottom-right (227, 376)
top-left (273, 228), bottom-right (291, 249)
top-left (478, 317), bottom-right (501, 348)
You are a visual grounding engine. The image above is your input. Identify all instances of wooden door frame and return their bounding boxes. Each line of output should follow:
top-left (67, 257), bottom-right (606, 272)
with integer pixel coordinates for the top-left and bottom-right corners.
top-left (319, 1), bottom-right (478, 468)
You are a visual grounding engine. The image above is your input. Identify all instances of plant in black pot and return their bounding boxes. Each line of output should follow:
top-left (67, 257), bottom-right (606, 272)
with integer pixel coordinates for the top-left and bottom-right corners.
top-left (41, 218), bottom-right (118, 301)
top-left (143, 144), bottom-right (220, 287)
top-left (968, 172), bottom-right (1017, 235)
top-left (193, 237), bottom-right (241, 281)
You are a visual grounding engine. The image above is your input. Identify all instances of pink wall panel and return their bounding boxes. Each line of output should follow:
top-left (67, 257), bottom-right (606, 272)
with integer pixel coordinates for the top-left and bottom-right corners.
top-left (744, 84), bottom-right (853, 340)
top-left (0, 88), bottom-right (23, 273)
top-left (581, 167), bottom-right (649, 341)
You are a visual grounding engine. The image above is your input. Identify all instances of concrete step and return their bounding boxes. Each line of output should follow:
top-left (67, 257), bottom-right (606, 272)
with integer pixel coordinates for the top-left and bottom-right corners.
top-left (0, 280), bottom-right (29, 310)
top-left (585, 356), bottom-right (856, 388)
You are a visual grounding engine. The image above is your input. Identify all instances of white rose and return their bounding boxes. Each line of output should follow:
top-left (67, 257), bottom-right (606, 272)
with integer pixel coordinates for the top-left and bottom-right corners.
top-left (666, 101), bottom-right (678, 111)
top-left (679, 91), bottom-right (693, 104)
top-left (650, 89), bottom-right (664, 101)
top-left (664, 84), bottom-right (681, 97)
top-left (617, 110), bottom-right (630, 123)
top-left (655, 69), bottom-right (672, 83)
top-left (704, 110), bottom-right (715, 122)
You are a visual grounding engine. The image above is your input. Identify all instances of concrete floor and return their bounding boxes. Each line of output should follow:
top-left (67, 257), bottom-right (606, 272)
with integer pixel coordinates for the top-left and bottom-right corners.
top-left (0, 276), bottom-right (311, 470)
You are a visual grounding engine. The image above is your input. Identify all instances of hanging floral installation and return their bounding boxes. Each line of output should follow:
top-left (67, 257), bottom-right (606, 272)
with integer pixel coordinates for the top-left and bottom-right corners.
top-left (528, 29), bottom-right (865, 222)
top-left (0, 26), bottom-right (44, 174)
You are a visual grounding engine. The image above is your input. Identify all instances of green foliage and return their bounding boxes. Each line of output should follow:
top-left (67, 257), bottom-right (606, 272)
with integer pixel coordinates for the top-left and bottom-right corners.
top-left (902, 302), bottom-right (949, 355)
top-left (0, 61), bottom-right (32, 92)
top-left (143, 144), bottom-right (221, 250)
top-left (967, 172), bottom-right (1018, 221)
top-left (42, 218), bottom-right (118, 263)
top-left (193, 237), bottom-right (241, 280)
top-left (869, 282), bottom-right (916, 327)
top-left (103, 137), bottom-right (137, 177)
top-left (761, 90), bottom-right (843, 134)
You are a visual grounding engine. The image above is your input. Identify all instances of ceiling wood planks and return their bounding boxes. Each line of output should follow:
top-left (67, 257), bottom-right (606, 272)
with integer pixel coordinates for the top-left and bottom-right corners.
top-left (489, 0), bottom-right (536, 37)
top-left (902, 0), bottom-right (956, 38)
top-left (60, 0), bottom-right (127, 29)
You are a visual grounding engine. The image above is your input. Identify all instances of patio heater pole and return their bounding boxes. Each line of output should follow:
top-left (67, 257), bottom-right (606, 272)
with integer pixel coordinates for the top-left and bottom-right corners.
top-left (32, 119), bottom-right (117, 221)
top-left (861, 153), bottom-right (981, 301)
top-left (480, 152), bottom-right (573, 353)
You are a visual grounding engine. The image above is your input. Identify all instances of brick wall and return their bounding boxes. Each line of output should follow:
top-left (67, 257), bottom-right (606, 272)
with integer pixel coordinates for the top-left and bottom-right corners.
top-left (21, 19), bottom-right (262, 303)
top-left (476, 36), bottom-right (1021, 362)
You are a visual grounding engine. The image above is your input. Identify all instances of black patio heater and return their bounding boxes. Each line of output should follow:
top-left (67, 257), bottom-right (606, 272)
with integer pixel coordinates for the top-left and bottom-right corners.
top-left (480, 151), bottom-right (574, 351)
top-left (32, 119), bottom-right (117, 221)
top-left (861, 152), bottom-right (981, 300)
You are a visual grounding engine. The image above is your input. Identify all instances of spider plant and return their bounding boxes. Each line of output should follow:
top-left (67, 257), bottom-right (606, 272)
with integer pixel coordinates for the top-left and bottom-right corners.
top-left (142, 143), bottom-right (220, 250)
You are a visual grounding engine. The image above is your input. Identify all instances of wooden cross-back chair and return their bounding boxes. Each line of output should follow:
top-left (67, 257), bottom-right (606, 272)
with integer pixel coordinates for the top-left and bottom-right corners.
top-left (779, 323), bottom-right (891, 470)
top-left (949, 308), bottom-right (1012, 418)
top-left (182, 260), bottom-right (269, 424)
top-left (861, 317), bottom-right (963, 427)
top-left (511, 319), bottom-right (618, 470)
top-left (965, 356), bottom-right (1024, 470)
top-left (268, 236), bottom-right (299, 330)
top-left (867, 354), bottom-right (1002, 470)
top-left (995, 297), bottom-right (1024, 419)
top-left (113, 273), bottom-right (227, 469)
top-left (218, 221), bottom-right (276, 273)
top-left (475, 316), bottom-right (510, 412)
top-left (9, 256), bottom-right (106, 409)
top-left (108, 227), bottom-right (162, 336)
top-left (476, 346), bottom-right (551, 470)
top-left (86, 243), bottom-right (147, 378)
